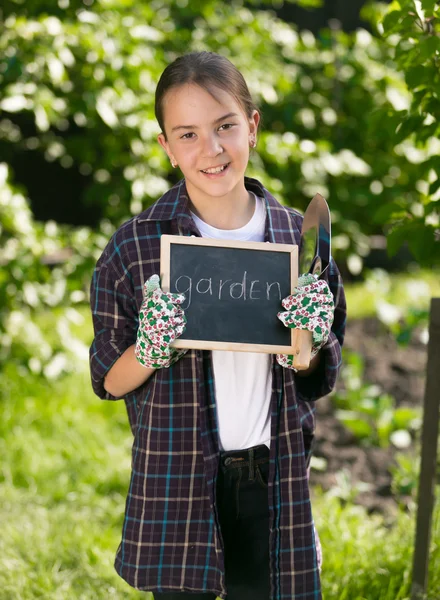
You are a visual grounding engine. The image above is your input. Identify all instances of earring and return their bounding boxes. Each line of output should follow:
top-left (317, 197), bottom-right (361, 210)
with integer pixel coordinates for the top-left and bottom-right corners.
top-left (250, 137), bottom-right (256, 148)
top-left (171, 160), bottom-right (177, 168)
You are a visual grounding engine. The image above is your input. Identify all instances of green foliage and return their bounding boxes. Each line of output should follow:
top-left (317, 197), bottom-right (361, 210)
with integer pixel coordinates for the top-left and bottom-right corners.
top-left (0, 368), bottom-right (148, 600)
top-left (1, 1), bottom-right (440, 376)
top-left (368, 267), bottom-right (437, 345)
top-left (322, 468), bottom-right (374, 505)
top-left (379, 0), bottom-right (440, 265)
top-left (345, 267), bottom-right (440, 348)
top-left (334, 349), bottom-right (421, 448)
top-left (0, 162), bottom-right (109, 377)
top-left (390, 451), bottom-right (420, 500)
top-left (391, 306), bottom-right (430, 345)
top-left (0, 366), bottom-right (439, 600)
top-left (314, 486), bottom-right (440, 599)
top-left (0, 0), bottom-right (438, 272)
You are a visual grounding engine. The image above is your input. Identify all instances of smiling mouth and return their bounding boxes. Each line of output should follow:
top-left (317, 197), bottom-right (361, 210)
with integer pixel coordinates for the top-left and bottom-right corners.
top-left (200, 163), bottom-right (230, 174)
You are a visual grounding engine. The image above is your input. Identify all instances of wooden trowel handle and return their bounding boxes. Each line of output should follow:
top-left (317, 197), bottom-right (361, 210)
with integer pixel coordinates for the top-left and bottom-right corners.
top-left (292, 329), bottom-right (312, 370)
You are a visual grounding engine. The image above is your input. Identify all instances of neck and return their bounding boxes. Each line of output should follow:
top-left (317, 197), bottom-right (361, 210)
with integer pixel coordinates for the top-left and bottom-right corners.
top-left (187, 183), bottom-right (255, 230)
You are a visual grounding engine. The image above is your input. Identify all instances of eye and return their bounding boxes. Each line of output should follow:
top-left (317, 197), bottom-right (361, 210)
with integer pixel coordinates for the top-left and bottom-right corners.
top-left (219, 123), bottom-right (235, 131)
top-left (180, 132), bottom-right (195, 140)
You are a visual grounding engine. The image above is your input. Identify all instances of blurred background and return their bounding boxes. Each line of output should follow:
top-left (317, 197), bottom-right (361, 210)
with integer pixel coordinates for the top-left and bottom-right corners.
top-left (0, 0), bottom-right (439, 598)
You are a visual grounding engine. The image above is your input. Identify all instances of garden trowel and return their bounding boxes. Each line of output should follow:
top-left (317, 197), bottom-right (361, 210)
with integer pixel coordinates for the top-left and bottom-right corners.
top-left (292, 193), bottom-right (331, 370)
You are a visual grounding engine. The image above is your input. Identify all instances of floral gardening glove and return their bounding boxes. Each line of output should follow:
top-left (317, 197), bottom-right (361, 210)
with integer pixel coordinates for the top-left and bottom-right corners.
top-left (276, 273), bottom-right (335, 370)
top-left (135, 274), bottom-right (188, 369)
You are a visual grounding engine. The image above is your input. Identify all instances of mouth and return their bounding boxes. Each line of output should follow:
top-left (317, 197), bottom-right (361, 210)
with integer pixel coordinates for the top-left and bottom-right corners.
top-left (200, 162), bottom-right (231, 175)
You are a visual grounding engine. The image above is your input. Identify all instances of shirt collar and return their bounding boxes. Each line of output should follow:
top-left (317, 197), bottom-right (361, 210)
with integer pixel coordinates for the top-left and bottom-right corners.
top-left (137, 176), bottom-right (298, 245)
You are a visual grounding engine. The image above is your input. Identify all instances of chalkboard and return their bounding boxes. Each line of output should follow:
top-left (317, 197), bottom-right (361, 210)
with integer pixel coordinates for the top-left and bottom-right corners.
top-left (160, 235), bottom-right (298, 353)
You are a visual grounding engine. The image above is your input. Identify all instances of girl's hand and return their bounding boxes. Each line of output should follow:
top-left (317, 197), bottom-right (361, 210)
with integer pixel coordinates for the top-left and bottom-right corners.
top-left (135, 274), bottom-right (188, 369)
top-left (276, 273), bottom-right (334, 370)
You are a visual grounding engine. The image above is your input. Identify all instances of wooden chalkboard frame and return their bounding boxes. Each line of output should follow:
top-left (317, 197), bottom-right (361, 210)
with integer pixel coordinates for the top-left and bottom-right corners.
top-left (160, 235), bottom-right (298, 354)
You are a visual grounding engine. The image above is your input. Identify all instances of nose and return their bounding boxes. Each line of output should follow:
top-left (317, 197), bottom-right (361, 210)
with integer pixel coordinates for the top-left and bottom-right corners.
top-left (202, 133), bottom-right (224, 157)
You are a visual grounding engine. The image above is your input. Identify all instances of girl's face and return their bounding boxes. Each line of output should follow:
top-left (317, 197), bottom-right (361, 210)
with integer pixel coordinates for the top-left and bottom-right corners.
top-left (158, 83), bottom-right (259, 204)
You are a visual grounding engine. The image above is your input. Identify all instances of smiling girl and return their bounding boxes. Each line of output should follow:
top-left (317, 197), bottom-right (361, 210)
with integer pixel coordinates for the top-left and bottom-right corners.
top-left (89, 51), bottom-right (346, 600)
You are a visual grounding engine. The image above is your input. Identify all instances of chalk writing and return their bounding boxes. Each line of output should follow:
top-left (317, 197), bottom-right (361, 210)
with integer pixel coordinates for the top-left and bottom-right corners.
top-left (175, 271), bottom-right (282, 310)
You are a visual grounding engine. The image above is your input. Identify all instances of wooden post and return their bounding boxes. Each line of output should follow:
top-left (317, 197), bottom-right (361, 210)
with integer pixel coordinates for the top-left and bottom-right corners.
top-left (411, 297), bottom-right (440, 600)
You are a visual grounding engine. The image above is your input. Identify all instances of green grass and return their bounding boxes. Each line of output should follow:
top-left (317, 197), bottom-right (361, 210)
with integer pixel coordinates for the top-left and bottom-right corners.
top-left (0, 368), bottom-right (147, 600)
top-left (1, 271), bottom-right (440, 599)
top-left (314, 489), bottom-right (439, 599)
top-left (1, 366), bottom-right (439, 599)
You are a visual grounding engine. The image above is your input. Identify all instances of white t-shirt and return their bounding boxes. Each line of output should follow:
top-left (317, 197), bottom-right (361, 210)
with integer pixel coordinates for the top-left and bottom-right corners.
top-left (191, 193), bottom-right (272, 451)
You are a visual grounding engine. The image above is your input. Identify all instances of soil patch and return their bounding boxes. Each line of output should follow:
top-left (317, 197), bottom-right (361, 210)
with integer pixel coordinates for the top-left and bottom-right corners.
top-left (310, 317), bottom-right (428, 517)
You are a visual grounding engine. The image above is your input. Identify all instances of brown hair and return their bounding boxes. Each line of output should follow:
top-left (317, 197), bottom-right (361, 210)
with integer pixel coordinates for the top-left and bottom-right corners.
top-left (155, 51), bottom-right (260, 139)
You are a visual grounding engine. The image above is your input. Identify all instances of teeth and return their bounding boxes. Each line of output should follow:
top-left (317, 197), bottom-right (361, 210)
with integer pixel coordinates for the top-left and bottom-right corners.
top-left (202, 164), bottom-right (228, 174)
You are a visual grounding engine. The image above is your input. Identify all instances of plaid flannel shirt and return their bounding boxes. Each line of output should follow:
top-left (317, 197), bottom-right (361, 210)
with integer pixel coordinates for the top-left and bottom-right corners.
top-left (89, 176), bottom-right (346, 600)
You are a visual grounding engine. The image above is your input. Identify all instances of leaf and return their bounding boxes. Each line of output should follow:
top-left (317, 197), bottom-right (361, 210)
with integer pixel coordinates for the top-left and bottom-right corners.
top-left (425, 201), bottom-right (440, 215)
top-left (335, 411), bottom-right (374, 441)
top-left (373, 202), bottom-right (407, 225)
top-left (387, 223), bottom-right (412, 257)
top-left (406, 222), bottom-right (439, 263)
top-left (393, 407), bottom-right (420, 430)
top-left (382, 10), bottom-right (402, 34)
top-left (405, 65), bottom-right (428, 90)
top-left (421, 0), bottom-right (438, 14)
top-left (425, 156), bottom-right (440, 173)
top-left (394, 114), bottom-right (425, 143)
top-left (396, 328), bottom-right (412, 344)
top-left (415, 122), bottom-right (439, 144)
top-left (418, 35), bottom-right (440, 62)
top-left (424, 96), bottom-right (440, 120)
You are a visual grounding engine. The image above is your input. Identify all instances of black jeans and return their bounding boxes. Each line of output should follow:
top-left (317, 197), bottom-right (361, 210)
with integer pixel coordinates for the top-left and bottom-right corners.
top-left (154, 443), bottom-right (270, 600)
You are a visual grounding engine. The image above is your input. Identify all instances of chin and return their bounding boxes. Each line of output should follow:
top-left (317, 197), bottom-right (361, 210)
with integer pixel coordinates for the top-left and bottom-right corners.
top-left (204, 183), bottom-right (240, 198)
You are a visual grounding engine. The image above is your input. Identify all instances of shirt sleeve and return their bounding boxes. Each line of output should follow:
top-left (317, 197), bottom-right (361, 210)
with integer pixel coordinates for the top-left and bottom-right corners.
top-left (89, 237), bottom-right (138, 400)
top-left (295, 256), bottom-right (347, 402)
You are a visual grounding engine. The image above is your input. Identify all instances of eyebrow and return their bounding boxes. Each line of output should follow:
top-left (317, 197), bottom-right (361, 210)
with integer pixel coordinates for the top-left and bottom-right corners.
top-left (171, 112), bottom-right (239, 133)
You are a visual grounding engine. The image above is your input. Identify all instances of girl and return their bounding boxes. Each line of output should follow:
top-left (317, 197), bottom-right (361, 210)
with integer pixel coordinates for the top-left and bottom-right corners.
top-left (89, 51), bottom-right (346, 600)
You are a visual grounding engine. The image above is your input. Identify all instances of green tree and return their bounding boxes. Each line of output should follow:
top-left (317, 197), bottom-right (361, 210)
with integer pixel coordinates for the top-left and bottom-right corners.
top-left (1, 0), bottom-right (440, 375)
top-left (380, 0), bottom-right (440, 264)
top-left (0, 161), bottom-right (106, 376)
top-left (2, 0), bottom-right (434, 266)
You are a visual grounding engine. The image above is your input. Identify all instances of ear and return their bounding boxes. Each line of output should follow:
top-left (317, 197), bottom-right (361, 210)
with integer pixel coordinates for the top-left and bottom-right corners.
top-left (248, 110), bottom-right (260, 137)
top-left (157, 133), bottom-right (174, 163)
